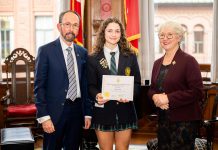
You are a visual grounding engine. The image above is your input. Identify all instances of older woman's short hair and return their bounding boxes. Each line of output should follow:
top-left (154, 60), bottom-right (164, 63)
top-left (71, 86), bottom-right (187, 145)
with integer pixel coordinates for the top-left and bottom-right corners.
top-left (158, 21), bottom-right (185, 39)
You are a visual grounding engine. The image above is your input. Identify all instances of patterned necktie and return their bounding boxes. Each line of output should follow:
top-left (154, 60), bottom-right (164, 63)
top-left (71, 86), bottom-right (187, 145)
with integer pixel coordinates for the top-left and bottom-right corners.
top-left (110, 52), bottom-right (117, 75)
top-left (66, 47), bottom-right (77, 101)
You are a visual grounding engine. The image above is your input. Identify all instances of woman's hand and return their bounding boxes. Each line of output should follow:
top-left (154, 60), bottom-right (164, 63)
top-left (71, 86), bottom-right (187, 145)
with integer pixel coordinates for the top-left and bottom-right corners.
top-left (118, 98), bottom-right (129, 103)
top-left (160, 104), bottom-right (169, 110)
top-left (152, 93), bottom-right (169, 109)
top-left (96, 93), bottom-right (109, 105)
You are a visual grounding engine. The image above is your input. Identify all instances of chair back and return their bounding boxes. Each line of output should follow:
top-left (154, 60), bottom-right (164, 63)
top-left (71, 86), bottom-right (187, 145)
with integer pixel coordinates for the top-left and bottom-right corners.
top-left (4, 48), bottom-right (35, 105)
top-left (212, 93), bottom-right (218, 120)
top-left (199, 64), bottom-right (211, 83)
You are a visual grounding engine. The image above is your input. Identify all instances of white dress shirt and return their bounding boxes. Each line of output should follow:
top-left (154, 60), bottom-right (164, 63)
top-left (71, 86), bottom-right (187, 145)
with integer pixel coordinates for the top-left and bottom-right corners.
top-left (103, 44), bottom-right (120, 70)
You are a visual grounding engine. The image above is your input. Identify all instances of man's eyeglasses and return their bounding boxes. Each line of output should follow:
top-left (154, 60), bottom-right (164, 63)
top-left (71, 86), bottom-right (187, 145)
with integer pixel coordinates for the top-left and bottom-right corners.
top-left (158, 33), bottom-right (175, 39)
top-left (61, 22), bottom-right (79, 29)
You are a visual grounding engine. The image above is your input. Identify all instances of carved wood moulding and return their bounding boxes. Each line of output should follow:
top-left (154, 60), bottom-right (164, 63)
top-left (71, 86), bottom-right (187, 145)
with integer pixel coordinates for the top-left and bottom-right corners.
top-left (100, 0), bottom-right (112, 20)
top-left (4, 48), bottom-right (35, 64)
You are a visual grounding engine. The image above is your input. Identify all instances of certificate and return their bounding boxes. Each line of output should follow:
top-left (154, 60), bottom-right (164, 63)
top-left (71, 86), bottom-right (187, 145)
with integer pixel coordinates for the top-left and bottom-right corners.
top-left (102, 75), bottom-right (134, 101)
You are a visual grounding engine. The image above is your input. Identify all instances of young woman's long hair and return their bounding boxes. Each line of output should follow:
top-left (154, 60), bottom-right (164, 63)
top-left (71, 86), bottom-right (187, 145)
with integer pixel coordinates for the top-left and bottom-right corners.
top-left (92, 17), bottom-right (133, 56)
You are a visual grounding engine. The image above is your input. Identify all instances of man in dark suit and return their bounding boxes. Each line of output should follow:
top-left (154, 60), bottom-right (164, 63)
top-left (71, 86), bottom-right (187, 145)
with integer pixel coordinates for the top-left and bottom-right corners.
top-left (34, 10), bottom-right (92, 150)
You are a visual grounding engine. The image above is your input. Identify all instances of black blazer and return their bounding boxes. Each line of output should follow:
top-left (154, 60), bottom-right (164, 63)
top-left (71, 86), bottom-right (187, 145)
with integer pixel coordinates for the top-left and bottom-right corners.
top-left (88, 50), bottom-right (141, 125)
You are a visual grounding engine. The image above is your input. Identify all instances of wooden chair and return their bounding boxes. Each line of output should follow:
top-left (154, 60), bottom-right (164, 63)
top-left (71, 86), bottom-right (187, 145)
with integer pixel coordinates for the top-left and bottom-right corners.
top-left (200, 64), bottom-right (211, 83)
top-left (0, 48), bottom-right (37, 129)
top-left (200, 90), bottom-right (218, 150)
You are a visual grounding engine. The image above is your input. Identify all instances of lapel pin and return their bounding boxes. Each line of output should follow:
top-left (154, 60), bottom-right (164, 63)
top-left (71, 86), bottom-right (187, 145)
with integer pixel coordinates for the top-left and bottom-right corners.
top-left (99, 58), bottom-right (108, 69)
top-left (172, 61), bottom-right (176, 65)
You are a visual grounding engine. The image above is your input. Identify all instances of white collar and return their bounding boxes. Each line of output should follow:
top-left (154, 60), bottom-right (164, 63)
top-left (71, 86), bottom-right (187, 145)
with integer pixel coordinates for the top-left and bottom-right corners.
top-left (104, 45), bottom-right (119, 55)
top-left (59, 37), bottom-right (74, 51)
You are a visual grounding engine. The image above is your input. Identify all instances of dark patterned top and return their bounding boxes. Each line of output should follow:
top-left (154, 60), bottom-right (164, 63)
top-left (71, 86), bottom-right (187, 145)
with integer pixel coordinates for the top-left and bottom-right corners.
top-left (156, 64), bottom-right (171, 121)
top-left (156, 64), bottom-right (170, 92)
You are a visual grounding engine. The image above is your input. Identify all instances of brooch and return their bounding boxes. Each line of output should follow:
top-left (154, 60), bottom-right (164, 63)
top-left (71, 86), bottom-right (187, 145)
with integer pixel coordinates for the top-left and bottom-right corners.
top-left (125, 67), bottom-right (131, 76)
top-left (99, 58), bottom-right (108, 69)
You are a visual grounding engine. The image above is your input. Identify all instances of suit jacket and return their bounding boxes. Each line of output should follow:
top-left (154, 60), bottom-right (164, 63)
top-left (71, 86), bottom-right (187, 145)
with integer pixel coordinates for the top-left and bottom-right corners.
top-left (88, 50), bottom-right (141, 125)
top-left (34, 38), bottom-right (92, 124)
top-left (148, 48), bottom-right (204, 122)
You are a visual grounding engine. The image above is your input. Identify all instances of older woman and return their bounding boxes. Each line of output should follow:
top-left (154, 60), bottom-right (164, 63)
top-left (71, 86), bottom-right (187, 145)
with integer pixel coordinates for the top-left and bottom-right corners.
top-left (148, 21), bottom-right (204, 149)
top-left (87, 17), bottom-right (141, 150)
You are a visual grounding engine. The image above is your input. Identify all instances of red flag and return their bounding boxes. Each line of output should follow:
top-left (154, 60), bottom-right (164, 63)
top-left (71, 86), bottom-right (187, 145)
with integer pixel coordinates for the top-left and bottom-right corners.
top-left (124, 0), bottom-right (140, 53)
top-left (70, 0), bottom-right (83, 46)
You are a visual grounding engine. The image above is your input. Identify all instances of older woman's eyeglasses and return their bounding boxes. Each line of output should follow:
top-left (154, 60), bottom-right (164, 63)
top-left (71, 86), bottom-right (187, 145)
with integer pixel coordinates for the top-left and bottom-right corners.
top-left (158, 33), bottom-right (175, 39)
top-left (61, 22), bottom-right (79, 29)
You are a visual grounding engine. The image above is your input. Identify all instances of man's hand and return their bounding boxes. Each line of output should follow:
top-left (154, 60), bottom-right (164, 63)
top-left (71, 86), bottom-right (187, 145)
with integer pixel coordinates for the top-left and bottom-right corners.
top-left (84, 117), bottom-right (91, 129)
top-left (42, 119), bottom-right (55, 133)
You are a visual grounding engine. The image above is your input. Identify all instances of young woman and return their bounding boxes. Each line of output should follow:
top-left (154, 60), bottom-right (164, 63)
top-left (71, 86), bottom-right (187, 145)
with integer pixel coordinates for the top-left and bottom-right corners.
top-left (87, 17), bottom-right (141, 150)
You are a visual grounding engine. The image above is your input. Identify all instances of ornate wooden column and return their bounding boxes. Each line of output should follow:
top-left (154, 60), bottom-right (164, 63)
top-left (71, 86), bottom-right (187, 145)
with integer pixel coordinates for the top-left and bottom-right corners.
top-left (84, 0), bottom-right (92, 53)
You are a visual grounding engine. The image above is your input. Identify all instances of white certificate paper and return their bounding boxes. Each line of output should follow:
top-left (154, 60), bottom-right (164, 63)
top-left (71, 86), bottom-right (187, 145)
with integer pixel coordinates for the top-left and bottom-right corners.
top-left (102, 75), bottom-right (134, 101)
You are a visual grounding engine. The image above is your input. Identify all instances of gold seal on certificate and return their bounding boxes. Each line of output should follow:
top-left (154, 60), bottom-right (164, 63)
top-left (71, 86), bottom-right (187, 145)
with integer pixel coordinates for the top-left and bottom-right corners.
top-left (102, 75), bottom-right (134, 101)
top-left (103, 91), bottom-right (110, 99)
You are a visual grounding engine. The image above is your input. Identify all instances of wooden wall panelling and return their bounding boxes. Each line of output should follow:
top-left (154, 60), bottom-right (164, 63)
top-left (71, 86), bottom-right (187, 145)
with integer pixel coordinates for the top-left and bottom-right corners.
top-left (84, 0), bottom-right (123, 53)
top-left (111, 0), bottom-right (122, 20)
top-left (84, 0), bottom-right (92, 53)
